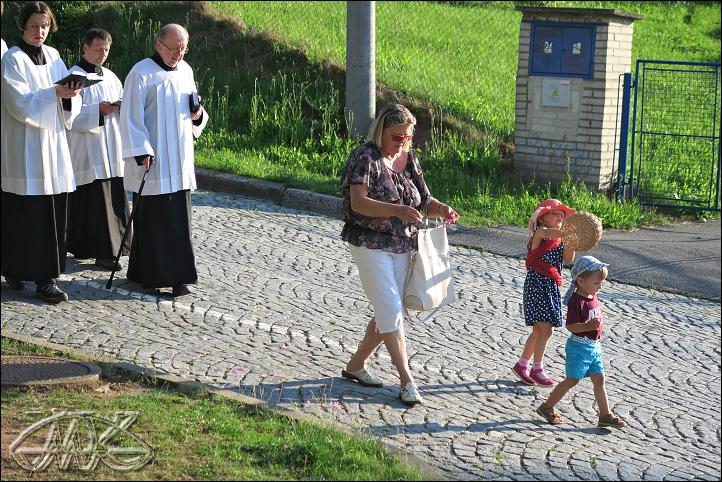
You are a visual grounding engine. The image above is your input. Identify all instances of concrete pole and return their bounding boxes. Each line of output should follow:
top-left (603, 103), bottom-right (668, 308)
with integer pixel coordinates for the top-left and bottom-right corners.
top-left (345, 1), bottom-right (375, 138)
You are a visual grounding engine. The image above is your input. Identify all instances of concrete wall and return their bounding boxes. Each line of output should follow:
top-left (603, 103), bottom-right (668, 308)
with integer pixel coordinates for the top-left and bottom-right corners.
top-left (513, 12), bottom-right (636, 190)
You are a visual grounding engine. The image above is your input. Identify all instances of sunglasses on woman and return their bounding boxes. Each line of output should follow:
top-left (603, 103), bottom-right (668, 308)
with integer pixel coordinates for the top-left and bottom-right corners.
top-left (390, 134), bottom-right (413, 142)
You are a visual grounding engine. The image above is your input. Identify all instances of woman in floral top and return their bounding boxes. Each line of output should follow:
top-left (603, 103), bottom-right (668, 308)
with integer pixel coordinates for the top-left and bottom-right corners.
top-left (340, 104), bottom-right (460, 406)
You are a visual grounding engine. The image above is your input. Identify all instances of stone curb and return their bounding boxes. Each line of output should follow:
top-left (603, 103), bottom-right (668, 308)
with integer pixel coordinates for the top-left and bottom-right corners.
top-left (196, 168), bottom-right (343, 220)
top-left (1, 331), bottom-right (446, 481)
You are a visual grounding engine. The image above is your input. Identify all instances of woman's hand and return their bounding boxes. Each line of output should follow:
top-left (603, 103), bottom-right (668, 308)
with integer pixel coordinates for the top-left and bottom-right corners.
top-left (440, 204), bottom-right (460, 224)
top-left (395, 205), bottom-right (423, 224)
top-left (55, 82), bottom-right (82, 98)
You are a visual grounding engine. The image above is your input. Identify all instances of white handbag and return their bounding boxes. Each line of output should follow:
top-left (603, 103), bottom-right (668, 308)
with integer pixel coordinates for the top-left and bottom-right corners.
top-left (403, 218), bottom-right (455, 320)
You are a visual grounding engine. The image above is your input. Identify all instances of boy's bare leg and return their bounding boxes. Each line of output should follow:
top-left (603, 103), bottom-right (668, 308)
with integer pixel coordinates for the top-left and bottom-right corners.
top-left (590, 373), bottom-right (610, 416)
top-left (544, 377), bottom-right (579, 407)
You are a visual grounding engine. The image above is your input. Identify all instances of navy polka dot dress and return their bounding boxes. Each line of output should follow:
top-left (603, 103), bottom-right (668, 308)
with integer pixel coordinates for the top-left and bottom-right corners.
top-left (523, 243), bottom-right (565, 327)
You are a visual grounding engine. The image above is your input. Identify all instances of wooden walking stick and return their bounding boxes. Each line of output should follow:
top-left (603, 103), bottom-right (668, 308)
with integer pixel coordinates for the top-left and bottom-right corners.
top-left (106, 159), bottom-right (152, 289)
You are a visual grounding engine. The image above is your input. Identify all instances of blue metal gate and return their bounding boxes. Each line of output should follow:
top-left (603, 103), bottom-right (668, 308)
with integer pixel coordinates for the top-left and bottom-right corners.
top-left (618, 60), bottom-right (721, 211)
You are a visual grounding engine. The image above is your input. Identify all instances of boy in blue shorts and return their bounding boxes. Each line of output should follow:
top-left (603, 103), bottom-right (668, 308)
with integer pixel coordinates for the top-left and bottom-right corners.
top-left (536, 256), bottom-right (625, 428)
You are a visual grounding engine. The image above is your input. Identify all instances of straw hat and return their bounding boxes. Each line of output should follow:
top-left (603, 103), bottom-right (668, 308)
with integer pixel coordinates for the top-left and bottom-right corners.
top-left (560, 211), bottom-right (604, 252)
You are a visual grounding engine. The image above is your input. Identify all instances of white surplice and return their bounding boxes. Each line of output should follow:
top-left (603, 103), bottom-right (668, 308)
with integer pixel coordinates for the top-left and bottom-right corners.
top-left (1, 39), bottom-right (7, 59)
top-left (0, 45), bottom-right (80, 195)
top-left (119, 58), bottom-right (209, 196)
top-left (66, 64), bottom-right (124, 186)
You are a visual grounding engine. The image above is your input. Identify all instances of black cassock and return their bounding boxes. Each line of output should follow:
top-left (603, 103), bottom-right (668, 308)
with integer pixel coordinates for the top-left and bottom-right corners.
top-left (126, 190), bottom-right (197, 289)
top-left (67, 177), bottom-right (132, 259)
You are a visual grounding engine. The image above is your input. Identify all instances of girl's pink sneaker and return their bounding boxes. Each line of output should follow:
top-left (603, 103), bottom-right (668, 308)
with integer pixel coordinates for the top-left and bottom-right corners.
top-left (512, 363), bottom-right (535, 385)
top-left (529, 368), bottom-right (556, 387)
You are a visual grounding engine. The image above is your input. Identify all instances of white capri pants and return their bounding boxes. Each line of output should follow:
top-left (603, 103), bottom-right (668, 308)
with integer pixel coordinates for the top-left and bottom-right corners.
top-left (348, 244), bottom-right (411, 334)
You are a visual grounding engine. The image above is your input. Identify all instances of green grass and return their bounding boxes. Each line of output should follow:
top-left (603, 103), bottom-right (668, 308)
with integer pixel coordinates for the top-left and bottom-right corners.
top-left (210, 1), bottom-right (721, 136)
top-left (1, 337), bottom-right (425, 481)
top-left (1, 1), bottom-right (718, 228)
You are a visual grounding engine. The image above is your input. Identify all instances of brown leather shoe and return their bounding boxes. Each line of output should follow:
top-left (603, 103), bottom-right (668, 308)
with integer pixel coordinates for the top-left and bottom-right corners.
top-left (172, 284), bottom-right (191, 297)
top-left (598, 413), bottom-right (625, 428)
top-left (537, 402), bottom-right (563, 425)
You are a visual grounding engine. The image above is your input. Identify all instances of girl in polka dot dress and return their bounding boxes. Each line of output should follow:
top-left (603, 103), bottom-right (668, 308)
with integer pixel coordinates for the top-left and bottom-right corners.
top-left (512, 199), bottom-right (576, 387)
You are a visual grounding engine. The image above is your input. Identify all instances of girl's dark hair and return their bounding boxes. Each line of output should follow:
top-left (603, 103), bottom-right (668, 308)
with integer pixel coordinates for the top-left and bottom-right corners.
top-left (17, 1), bottom-right (58, 33)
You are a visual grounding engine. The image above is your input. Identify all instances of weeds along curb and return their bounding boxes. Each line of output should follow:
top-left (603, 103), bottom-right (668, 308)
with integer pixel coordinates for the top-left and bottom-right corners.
top-left (196, 168), bottom-right (344, 220)
top-left (1, 330), bottom-right (447, 481)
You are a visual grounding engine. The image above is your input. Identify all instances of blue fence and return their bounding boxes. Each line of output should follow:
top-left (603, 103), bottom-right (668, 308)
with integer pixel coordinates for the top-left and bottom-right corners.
top-left (618, 60), bottom-right (720, 211)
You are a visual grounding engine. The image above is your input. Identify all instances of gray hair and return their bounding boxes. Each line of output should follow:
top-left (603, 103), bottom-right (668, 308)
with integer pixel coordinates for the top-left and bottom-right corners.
top-left (155, 23), bottom-right (189, 44)
top-left (367, 104), bottom-right (416, 149)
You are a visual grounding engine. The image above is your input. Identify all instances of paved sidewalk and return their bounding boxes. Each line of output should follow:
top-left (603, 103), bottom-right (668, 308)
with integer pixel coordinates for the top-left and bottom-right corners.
top-left (196, 168), bottom-right (721, 301)
top-left (2, 190), bottom-right (721, 480)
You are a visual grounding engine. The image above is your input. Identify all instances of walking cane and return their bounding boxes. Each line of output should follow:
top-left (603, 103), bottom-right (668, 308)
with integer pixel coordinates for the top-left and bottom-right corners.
top-left (106, 158), bottom-right (152, 289)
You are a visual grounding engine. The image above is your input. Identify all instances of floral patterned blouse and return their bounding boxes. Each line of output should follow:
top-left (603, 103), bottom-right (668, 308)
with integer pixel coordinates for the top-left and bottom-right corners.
top-left (340, 142), bottom-right (432, 253)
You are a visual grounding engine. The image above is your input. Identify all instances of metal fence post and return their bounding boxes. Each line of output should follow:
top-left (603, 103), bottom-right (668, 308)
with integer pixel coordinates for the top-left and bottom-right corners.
top-left (617, 72), bottom-right (632, 201)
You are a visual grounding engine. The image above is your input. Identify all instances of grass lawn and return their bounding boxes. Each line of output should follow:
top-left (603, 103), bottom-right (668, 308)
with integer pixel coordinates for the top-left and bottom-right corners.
top-left (0, 1), bottom-right (717, 228)
top-left (1, 337), bottom-right (425, 481)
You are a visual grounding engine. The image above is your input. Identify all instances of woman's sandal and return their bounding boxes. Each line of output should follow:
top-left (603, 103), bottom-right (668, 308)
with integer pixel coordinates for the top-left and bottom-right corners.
top-left (598, 413), bottom-right (625, 428)
top-left (537, 402), bottom-right (563, 425)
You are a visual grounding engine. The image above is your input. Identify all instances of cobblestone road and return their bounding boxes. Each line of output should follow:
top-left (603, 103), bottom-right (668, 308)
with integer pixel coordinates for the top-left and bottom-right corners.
top-left (2, 190), bottom-right (720, 480)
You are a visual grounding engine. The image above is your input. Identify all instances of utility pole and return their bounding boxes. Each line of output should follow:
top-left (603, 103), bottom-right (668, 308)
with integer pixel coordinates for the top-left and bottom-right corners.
top-left (345, 1), bottom-right (375, 138)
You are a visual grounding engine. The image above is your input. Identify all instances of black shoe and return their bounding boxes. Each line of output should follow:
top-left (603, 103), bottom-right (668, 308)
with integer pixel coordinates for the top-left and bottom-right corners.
top-left (36, 281), bottom-right (69, 304)
top-left (4, 276), bottom-right (24, 290)
top-left (95, 258), bottom-right (122, 270)
top-left (172, 284), bottom-right (191, 297)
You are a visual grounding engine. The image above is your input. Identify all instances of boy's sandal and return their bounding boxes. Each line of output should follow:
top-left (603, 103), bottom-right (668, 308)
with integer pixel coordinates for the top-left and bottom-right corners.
top-left (598, 413), bottom-right (625, 428)
top-left (537, 403), bottom-right (563, 425)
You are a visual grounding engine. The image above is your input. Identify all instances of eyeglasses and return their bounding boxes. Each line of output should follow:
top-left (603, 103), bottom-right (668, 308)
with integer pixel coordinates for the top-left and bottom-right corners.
top-left (390, 133), bottom-right (413, 142)
top-left (159, 38), bottom-right (189, 55)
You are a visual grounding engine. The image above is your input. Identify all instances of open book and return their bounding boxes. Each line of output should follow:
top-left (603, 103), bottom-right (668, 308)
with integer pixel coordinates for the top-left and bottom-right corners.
top-left (54, 72), bottom-right (103, 88)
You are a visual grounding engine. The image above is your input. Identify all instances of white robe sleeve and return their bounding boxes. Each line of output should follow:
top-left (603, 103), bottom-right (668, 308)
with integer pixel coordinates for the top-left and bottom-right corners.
top-left (2, 57), bottom-right (61, 131)
top-left (68, 84), bottom-right (101, 133)
top-left (59, 93), bottom-right (82, 130)
top-left (120, 68), bottom-right (155, 158)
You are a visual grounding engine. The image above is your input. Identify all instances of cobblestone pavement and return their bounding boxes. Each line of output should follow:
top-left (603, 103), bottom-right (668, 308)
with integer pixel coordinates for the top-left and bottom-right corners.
top-left (2, 190), bottom-right (720, 481)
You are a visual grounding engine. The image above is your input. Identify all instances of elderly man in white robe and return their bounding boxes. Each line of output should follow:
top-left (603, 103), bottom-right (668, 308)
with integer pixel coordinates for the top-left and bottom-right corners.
top-left (66, 28), bottom-right (131, 271)
top-left (1, 1), bottom-right (82, 304)
top-left (119, 23), bottom-right (208, 298)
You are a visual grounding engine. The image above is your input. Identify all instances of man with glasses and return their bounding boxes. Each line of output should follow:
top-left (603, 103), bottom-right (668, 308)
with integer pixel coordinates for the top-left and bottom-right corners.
top-left (119, 23), bottom-right (208, 298)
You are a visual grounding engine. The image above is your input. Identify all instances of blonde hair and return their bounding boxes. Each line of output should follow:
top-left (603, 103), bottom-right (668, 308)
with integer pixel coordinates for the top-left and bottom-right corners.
top-left (577, 266), bottom-right (609, 282)
top-left (366, 104), bottom-right (416, 149)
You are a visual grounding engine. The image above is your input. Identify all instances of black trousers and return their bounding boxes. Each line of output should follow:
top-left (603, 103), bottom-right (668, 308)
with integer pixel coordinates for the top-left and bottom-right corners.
top-left (1, 190), bottom-right (68, 282)
top-left (67, 177), bottom-right (131, 259)
top-left (127, 190), bottom-right (197, 289)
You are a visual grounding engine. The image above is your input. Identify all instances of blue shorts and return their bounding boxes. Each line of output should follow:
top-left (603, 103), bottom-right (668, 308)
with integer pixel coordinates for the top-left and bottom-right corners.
top-left (565, 336), bottom-right (604, 379)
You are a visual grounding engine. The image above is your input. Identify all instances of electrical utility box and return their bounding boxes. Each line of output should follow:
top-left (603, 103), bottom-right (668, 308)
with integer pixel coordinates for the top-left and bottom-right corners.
top-left (513, 7), bottom-right (643, 189)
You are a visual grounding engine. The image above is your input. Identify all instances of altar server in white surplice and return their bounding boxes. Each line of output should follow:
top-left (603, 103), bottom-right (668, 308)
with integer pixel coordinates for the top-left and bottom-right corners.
top-left (119, 23), bottom-right (208, 298)
top-left (66, 28), bottom-right (132, 272)
top-left (1, 1), bottom-right (83, 304)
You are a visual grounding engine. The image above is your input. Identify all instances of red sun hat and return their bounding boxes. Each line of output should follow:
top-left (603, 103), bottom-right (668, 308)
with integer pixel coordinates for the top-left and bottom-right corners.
top-left (535, 198), bottom-right (575, 217)
top-left (528, 198), bottom-right (576, 236)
